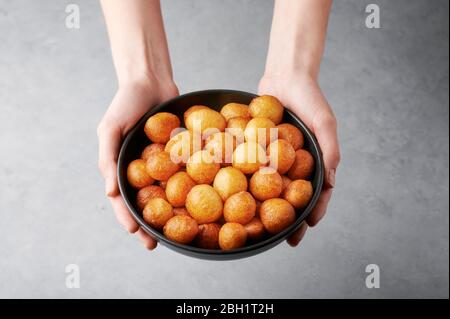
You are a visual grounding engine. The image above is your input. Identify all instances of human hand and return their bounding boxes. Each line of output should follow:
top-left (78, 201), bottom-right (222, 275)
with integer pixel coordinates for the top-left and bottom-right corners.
top-left (97, 79), bottom-right (178, 250)
top-left (258, 73), bottom-right (341, 246)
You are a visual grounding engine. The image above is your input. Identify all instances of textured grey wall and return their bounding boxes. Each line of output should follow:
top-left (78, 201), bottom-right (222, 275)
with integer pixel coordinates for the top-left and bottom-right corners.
top-left (0, 0), bottom-right (448, 298)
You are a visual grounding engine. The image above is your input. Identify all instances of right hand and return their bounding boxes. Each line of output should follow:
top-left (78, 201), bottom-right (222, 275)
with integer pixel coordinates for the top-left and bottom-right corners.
top-left (97, 78), bottom-right (178, 250)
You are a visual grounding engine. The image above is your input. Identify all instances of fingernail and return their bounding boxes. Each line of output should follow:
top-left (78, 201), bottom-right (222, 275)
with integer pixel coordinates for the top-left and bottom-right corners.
top-left (328, 169), bottom-right (336, 188)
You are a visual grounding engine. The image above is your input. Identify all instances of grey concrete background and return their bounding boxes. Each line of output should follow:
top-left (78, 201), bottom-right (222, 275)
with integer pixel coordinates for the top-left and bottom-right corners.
top-left (0, 0), bottom-right (448, 298)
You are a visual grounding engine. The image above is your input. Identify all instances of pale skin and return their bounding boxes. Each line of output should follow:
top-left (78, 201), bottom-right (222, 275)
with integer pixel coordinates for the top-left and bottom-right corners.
top-left (98, 0), bottom-right (340, 250)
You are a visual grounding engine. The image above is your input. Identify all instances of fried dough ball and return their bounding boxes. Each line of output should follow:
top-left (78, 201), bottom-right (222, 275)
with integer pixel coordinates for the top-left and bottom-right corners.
top-left (183, 105), bottom-right (208, 123)
top-left (249, 95), bottom-right (284, 124)
top-left (213, 167), bottom-right (248, 201)
top-left (186, 185), bottom-right (223, 224)
top-left (227, 117), bottom-right (250, 142)
top-left (223, 191), bottom-right (256, 225)
top-left (281, 175), bottom-right (292, 195)
top-left (163, 215), bottom-right (199, 244)
top-left (194, 223), bottom-right (221, 249)
top-left (173, 207), bottom-right (190, 216)
top-left (204, 132), bottom-right (237, 165)
top-left (219, 223), bottom-right (247, 250)
top-left (144, 112), bottom-right (180, 143)
top-left (249, 170), bottom-right (283, 201)
top-left (141, 143), bottom-right (165, 162)
top-left (232, 141), bottom-right (267, 174)
top-left (220, 103), bottom-right (251, 121)
top-left (146, 151), bottom-right (180, 181)
top-left (267, 139), bottom-right (296, 174)
top-left (283, 179), bottom-right (313, 209)
top-left (186, 150), bottom-right (220, 184)
top-left (276, 123), bottom-right (304, 150)
top-left (165, 171), bottom-right (196, 207)
top-left (136, 185), bottom-right (167, 211)
top-left (244, 217), bottom-right (266, 242)
top-left (259, 198), bottom-right (295, 234)
top-left (244, 117), bottom-right (276, 147)
top-left (185, 108), bottom-right (226, 134)
top-left (287, 149), bottom-right (315, 180)
top-left (165, 130), bottom-right (203, 165)
top-left (127, 159), bottom-right (154, 189)
top-left (143, 197), bottom-right (174, 229)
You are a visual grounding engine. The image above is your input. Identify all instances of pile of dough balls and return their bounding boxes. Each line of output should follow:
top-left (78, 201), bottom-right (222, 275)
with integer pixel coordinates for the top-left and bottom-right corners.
top-left (126, 95), bottom-right (315, 250)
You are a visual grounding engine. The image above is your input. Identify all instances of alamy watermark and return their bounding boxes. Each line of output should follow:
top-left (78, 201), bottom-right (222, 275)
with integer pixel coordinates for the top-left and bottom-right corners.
top-left (365, 264), bottom-right (380, 289)
top-left (365, 4), bottom-right (380, 29)
top-left (65, 4), bottom-right (80, 29)
top-left (65, 264), bottom-right (80, 288)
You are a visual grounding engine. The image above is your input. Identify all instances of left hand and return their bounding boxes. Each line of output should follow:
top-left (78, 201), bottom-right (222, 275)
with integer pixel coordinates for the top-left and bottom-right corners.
top-left (258, 73), bottom-right (341, 247)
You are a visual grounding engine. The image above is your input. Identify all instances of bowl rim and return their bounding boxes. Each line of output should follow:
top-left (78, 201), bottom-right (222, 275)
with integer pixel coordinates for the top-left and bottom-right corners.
top-left (117, 89), bottom-right (324, 257)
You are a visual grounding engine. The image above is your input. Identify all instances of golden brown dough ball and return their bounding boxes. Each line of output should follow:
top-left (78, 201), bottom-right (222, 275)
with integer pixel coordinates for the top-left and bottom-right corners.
top-left (165, 171), bottom-right (196, 207)
top-left (204, 132), bottom-right (237, 165)
top-left (249, 95), bottom-right (284, 124)
top-left (136, 185), bottom-right (167, 211)
top-left (226, 117), bottom-right (250, 143)
top-left (213, 167), bottom-right (248, 201)
top-left (259, 198), bottom-right (295, 234)
top-left (244, 117), bottom-right (276, 147)
top-left (276, 123), bottom-right (304, 150)
top-left (186, 150), bottom-right (220, 184)
top-left (141, 143), bottom-right (165, 162)
top-left (232, 141), bottom-right (267, 174)
top-left (127, 159), bottom-right (154, 189)
top-left (287, 149), bottom-right (315, 180)
top-left (283, 179), bottom-right (313, 209)
top-left (223, 191), bottom-right (256, 225)
top-left (244, 217), bottom-right (266, 242)
top-left (267, 139), bottom-right (296, 174)
top-left (219, 223), bottom-right (247, 250)
top-left (186, 185), bottom-right (223, 224)
top-left (144, 112), bottom-right (180, 143)
top-left (173, 207), bottom-right (190, 216)
top-left (163, 215), bottom-right (199, 244)
top-left (183, 105), bottom-right (208, 123)
top-left (165, 130), bottom-right (203, 166)
top-left (143, 197), bottom-right (174, 229)
top-left (281, 175), bottom-right (292, 195)
top-left (185, 108), bottom-right (226, 135)
top-left (194, 223), bottom-right (221, 249)
top-left (220, 103), bottom-right (251, 121)
top-left (249, 170), bottom-right (283, 201)
top-left (146, 151), bottom-right (180, 181)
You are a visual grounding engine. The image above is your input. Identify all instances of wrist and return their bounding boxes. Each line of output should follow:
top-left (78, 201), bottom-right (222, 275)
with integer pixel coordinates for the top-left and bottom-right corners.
top-left (115, 61), bottom-right (174, 89)
top-left (260, 69), bottom-right (317, 88)
top-left (264, 51), bottom-right (321, 81)
top-left (116, 73), bottom-right (177, 100)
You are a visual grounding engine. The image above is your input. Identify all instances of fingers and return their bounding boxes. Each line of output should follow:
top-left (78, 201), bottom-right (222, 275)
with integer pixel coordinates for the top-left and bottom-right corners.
top-left (287, 222), bottom-right (308, 247)
top-left (135, 228), bottom-right (158, 250)
top-left (307, 188), bottom-right (332, 227)
top-left (110, 196), bottom-right (157, 250)
top-left (97, 121), bottom-right (121, 197)
top-left (313, 111), bottom-right (341, 188)
top-left (109, 195), bottom-right (139, 233)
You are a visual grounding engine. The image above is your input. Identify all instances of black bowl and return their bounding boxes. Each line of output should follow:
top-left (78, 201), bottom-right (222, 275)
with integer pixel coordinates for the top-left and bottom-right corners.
top-left (117, 89), bottom-right (324, 260)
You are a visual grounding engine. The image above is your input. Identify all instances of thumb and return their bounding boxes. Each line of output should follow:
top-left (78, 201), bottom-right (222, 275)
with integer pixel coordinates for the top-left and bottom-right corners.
top-left (313, 111), bottom-right (340, 188)
top-left (97, 121), bottom-right (121, 197)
